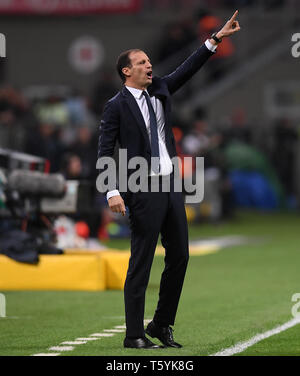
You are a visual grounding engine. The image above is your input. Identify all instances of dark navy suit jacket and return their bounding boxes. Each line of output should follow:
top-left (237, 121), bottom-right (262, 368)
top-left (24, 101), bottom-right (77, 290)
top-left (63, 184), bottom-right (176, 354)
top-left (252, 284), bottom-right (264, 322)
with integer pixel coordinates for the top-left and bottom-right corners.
top-left (97, 44), bottom-right (214, 198)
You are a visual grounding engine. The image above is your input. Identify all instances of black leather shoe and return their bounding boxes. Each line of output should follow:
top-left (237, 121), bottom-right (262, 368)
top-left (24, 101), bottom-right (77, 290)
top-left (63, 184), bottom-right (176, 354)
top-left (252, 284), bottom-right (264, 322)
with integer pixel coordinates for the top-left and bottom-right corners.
top-left (123, 336), bottom-right (162, 349)
top-left (145, 321), bottom-right (182, 348)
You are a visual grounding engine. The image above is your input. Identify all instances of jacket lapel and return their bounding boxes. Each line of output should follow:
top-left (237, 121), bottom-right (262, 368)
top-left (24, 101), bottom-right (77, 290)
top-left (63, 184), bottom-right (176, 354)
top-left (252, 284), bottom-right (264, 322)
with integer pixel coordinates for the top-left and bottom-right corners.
top-left (122, 86), bottom-right (150, 148)
top-left (121, 82), bottom-right (172, 149)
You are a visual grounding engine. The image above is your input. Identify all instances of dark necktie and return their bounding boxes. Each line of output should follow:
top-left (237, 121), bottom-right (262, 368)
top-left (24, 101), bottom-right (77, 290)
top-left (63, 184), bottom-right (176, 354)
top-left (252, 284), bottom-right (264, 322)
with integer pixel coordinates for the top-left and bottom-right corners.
top-left (142, 91), bottom-right (160, 174)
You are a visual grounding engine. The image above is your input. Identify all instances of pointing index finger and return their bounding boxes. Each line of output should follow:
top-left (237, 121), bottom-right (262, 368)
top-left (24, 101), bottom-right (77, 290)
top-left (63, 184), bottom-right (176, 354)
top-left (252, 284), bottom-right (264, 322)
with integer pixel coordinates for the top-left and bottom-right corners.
top-left (229, 10), bottom-right (238, 23)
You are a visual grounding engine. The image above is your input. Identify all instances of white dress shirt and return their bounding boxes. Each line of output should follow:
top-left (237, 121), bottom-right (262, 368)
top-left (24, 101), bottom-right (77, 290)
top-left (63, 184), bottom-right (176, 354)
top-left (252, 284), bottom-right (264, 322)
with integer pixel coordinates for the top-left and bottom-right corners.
top-left (107, 39), bottom-right (217, 201)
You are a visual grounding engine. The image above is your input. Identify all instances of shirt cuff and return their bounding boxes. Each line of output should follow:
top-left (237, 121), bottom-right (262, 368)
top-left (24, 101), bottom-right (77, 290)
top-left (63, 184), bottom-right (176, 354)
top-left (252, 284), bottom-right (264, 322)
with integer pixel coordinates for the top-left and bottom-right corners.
top-left (205, 39), bottom-right (218, 53)
top-left (107, 189), bottom-right (121, 201)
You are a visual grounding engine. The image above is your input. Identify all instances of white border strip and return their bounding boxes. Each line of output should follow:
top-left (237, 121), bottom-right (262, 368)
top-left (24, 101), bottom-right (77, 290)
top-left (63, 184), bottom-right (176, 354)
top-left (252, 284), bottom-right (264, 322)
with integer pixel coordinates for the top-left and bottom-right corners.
top-left (32, 319), bottom-right (152, 356)
top-left (211, 317), bottom-right (300, 356)
top-left (33, 353), bottom-right (60, 356)
top-left (103, 329), bottom-right (125, 333)
top-left (61, 341), bottom-right (87, 345)
top-left (32, 322), bottom-right (126, 356)
top-left (49, 346), bottom-right (74, 352)
top-left (90, 333), bottom-right (114, 337)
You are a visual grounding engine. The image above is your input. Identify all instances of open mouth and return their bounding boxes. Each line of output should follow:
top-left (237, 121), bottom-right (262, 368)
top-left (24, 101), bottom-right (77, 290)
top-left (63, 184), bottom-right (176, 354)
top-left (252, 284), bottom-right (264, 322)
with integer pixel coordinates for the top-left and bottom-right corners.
top-left (147, 71), bottom-right (152, 79)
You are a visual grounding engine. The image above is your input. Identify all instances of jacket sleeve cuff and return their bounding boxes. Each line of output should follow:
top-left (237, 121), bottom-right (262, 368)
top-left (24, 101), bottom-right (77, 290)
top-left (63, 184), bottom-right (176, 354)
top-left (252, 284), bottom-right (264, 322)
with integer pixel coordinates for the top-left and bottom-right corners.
top-left (205, 39), bottom-right (217, 53)
top-left (107, 189), bottom-right (121, 201)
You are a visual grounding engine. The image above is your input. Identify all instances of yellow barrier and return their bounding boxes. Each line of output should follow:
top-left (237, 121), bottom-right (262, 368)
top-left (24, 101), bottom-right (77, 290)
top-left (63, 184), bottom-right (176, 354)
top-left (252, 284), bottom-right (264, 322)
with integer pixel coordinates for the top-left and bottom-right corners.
top-left (64, 249), bottom-right (130, 290)
top-left (101, 251), bottom-right (130, 290)
top-left (0, 244), bottom-right (217, 291)
top-left (0, 254), bottom-right (106, 291)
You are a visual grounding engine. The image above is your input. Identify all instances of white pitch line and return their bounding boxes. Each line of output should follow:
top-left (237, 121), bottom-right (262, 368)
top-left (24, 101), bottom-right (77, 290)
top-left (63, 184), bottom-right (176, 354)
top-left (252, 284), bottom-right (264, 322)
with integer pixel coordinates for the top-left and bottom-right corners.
top-left (32, 322), bottom-right (127, 356)
top-left (49, 346), bottom-right (74, 352)
top-left (61, 341), bottom-right (87, 345)
top-left (90, 333), bottom-right (115, 337)
top-left (211, 317), bottom-right (300, 356)
top-left (33, 353), bottom-right (60, 356)
top-left (103, 329), bottom-right (125, 333)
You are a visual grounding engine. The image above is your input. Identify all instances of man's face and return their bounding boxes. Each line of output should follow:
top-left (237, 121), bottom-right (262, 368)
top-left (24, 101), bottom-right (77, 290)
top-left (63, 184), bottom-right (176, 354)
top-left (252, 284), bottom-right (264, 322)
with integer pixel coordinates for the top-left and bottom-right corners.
top-left (123, 51), bottom-right (153, 89)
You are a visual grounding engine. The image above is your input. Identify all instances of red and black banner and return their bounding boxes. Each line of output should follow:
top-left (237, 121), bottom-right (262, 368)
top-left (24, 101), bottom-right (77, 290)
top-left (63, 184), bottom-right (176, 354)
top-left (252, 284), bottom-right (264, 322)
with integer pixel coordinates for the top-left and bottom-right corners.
top-left (0, 0), bottom-right (141, 15)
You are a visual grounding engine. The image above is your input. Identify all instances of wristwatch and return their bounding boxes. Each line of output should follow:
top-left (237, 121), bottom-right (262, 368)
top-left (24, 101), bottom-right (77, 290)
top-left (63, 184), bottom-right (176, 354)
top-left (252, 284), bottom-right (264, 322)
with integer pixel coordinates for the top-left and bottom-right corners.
top-left (211, 32), bottom-right (222, 44)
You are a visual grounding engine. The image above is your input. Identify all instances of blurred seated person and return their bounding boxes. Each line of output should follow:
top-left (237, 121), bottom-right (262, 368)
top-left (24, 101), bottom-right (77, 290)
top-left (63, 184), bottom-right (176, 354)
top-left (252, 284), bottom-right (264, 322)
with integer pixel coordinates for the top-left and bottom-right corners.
top-left (91, 68), bottom-right (119, 117)
top-left (222, 108), bottom-right (253, 146)
top-left (182, 113), bottom-right (234, 219)
top-left (0, 86), bottom-right (31, 151)
top-left (60, 153), bottom-right (84, 180)
top-left (25, 122), bottom-right (64, 173)
top-left (68, 126), bottom-right (98, 180)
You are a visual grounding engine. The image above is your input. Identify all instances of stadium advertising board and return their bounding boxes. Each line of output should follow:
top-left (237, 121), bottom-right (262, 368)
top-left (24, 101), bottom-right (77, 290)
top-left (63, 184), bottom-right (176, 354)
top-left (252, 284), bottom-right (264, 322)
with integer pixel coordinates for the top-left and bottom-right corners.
top-left (0, 0), bottom-right (141, 15)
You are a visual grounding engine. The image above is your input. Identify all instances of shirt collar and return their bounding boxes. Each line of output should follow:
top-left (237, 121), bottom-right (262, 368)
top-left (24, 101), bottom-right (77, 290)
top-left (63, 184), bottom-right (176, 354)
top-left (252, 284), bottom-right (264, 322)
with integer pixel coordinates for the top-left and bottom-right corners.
top-left (125, 86), bottom-right (149, 99)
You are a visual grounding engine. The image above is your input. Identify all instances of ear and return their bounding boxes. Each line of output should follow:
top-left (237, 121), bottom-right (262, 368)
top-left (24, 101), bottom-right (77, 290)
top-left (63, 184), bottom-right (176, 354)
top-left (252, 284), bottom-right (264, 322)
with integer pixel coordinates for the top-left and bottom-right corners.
top-left (122, 67), bottom-right (131, 78)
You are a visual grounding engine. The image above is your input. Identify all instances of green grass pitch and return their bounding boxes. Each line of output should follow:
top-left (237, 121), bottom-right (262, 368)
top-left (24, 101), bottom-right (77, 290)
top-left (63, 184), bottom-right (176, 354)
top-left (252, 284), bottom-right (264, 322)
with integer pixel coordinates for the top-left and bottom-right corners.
top-left (1, 211), bottom-right (300, 356)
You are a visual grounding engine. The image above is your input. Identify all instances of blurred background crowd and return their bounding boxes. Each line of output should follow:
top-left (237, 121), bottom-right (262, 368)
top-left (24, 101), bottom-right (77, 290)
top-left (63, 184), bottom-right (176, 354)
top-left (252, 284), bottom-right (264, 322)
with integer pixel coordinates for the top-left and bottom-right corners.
top-left (0, 0), bottom-right (299, 243)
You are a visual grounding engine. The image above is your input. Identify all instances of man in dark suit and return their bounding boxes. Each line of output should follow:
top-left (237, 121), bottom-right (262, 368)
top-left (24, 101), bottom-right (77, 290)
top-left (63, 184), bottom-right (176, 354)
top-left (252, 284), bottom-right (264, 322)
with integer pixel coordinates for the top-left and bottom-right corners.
top-left (98, 11), bottom-right (240, 349)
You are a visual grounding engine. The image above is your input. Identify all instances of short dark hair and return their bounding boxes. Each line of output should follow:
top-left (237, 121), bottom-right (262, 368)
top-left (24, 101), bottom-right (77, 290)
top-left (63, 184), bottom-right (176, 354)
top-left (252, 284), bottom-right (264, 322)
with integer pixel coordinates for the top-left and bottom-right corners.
top-left (116, 49), bottom-right (142, 83)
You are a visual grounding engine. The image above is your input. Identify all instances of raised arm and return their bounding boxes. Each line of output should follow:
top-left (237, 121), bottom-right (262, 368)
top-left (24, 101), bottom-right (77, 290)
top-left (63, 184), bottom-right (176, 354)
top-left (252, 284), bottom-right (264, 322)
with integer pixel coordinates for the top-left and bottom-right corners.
top-left (163, 44), bottom-right (214, 95)
top-left (164, 10), bottom-right (241, 95)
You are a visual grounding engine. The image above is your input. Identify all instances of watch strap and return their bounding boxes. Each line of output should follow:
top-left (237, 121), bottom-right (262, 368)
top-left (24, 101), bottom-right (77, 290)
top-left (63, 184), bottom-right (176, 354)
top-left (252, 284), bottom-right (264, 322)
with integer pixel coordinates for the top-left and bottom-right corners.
top-left (211, 32), bottom-right (222, 44)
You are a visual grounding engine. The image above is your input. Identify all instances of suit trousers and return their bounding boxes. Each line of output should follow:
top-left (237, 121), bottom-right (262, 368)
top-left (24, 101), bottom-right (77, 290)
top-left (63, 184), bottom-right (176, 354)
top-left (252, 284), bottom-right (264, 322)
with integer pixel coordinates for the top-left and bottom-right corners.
top-left (124, 174), bottom-right (189, 338)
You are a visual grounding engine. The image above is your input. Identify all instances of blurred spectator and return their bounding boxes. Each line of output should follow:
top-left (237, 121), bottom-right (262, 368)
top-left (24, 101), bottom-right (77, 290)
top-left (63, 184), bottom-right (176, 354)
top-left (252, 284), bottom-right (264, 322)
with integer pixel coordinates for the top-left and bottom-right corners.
top-left (91, 68), bottom-right (119, 117)
top-left (155, 19), bottom-right (196, 104)
top-left (25, 123), bottom-right (64, 173)
top-left (157, 21), bottom-right (196, 70)
top-left (182, 119), bottom-right (211, 156)
top-left (67, 126), bottom-right (98, 180)
top-left (223, 108), bottom-right (253, 146)
top-left (272, 118), bottom-right (298, 198)
top-left (0, 86), bottom-right (32, 151)
top-left (182, 110), bottom-right (234, 218)
top-left (34, 95), bottom-right (69, 127)
top-left (61, 153), bottom-right (83, 180)
top-left (59, 152), bottom-right (104, 238)
top-left (66, 90), bottom-right (95, 126)
top-left (182, 110), bottom-right (220, 168)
